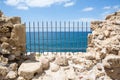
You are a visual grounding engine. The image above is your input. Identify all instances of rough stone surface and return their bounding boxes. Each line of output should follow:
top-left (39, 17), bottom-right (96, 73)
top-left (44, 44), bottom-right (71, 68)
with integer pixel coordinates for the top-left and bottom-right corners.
top-left (18, 60), bottom-right (43, 80)
top-left (87, 11), bottom-right (120, 80)
top-left (50, 63), bottom-right (60, 72)
top-left (0, 65), bottom-right (8, 77)
top-left (6, 71), bottom-right (17, 79)
top-left (9, 63), bottom-right (18, 71)
top-left (0, 10), bottom-right (26, 80)
top-left (55, 56), bottom-right (68, 66)
top-left (39, 57), bottom-right (50, 70)
top-left (0, 10), bottom-right (26, 62)
top-left (0, 10), bottom-right (120, 80)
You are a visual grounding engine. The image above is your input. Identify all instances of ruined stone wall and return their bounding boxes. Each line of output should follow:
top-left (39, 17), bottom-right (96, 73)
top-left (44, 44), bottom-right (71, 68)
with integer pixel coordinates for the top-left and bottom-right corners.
top-left (0, 10), bottom-right (26, 64)
top-left (0, 10), bottom-right (120, 80)
top-left (87, 11), bottom-right (120, 80)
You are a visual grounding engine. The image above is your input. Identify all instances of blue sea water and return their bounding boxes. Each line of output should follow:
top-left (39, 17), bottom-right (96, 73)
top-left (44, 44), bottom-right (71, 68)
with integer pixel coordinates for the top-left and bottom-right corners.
top-left (26, 32), bottom-right (91, 52)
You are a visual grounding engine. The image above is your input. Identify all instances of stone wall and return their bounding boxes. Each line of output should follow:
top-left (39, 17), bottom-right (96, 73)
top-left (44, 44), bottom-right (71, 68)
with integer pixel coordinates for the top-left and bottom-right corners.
top-left (87, 11), bottom-right (120, 79)
top-left (0, 10), bottom-right (120, 80)
top-left (0, 10), bottom-right (26, 79)
top-left (0, 10), bottom-right (26, 61)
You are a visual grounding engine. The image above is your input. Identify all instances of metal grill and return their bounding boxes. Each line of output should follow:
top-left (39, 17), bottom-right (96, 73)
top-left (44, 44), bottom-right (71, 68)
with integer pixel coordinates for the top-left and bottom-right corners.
top-left (25, 21), bottom-right (91, 54)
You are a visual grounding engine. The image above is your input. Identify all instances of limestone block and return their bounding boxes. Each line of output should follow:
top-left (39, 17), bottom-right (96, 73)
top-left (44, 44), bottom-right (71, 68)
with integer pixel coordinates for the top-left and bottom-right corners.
top-left (55, 56), bottom-right (68, 66)
top-left (9, 63), bottom-right (18, 71)
top-left (11, 24), bottom-right (26, 47)
top-left (84, 52), bottom-right (96, 60)
top-left (113, 21), bottom-right (120, 25)
top-left (0, 55), bottom-right (8, 64)
top-left (105, 13), bottom-right (115, 20)
top-left (17, 76), bottom-right (26, 80)
top-left (50, 63), bottom-right (60, 72)
top-left (45, 54), bottom-right (55, 62)
top-left (0, 37), bottom-right (8, 42)
top-left (39, 57), bottom-right (50, 70)
top-left (8, 55), bottom-right (16, 61)
top-left (1, 49), bottom-right (10, 54)
top-left (5, 32), bottom-right (11, 38)
top-left (88, 34), bottom-right (93, 45)
top-left (1, 42), bottom-right (9, 49)
top-left (9, 17), bottom-right (21, 24)
top-left (0, 26), bottom-right (9, 33)
top-left (104, 30), bottom-right (110, 37)
top-left (97, 34), bottom-right (104, 40)
top-left (18, 60), bottom-right (43, 80)
top-left (103, 54), bottom-right (120, 68)
top-left (91, 21), bottom-right (103, 30)
top-left (116, 11), bottom-right (120, 16)
top-left (0, 65), bottom-right (8, 77)
top-left (6, 71), bottom-right (17, 79)
top-left (27, 53), bottom-right (36, 61)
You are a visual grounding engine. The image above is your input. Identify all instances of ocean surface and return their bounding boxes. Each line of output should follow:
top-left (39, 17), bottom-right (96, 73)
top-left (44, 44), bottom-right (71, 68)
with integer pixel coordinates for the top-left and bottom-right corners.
top-left (26, 32), bottom-right (91, 52)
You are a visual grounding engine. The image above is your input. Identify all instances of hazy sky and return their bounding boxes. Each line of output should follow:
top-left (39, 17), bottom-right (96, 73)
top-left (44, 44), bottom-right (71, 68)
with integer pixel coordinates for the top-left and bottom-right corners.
top-left (0, 0), bottom-right (120, 22)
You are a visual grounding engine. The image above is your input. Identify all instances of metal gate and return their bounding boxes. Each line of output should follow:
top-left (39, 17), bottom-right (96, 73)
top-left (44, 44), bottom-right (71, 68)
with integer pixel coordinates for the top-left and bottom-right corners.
top-left (25, 21), bottom-right (91, 53)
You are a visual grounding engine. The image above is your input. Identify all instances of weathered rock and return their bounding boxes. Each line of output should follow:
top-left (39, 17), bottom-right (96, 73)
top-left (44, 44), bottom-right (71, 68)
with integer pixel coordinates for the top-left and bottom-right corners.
top-left (9, 63), bottom-right (18, 71)
top-left (0, 37), bottom-right (8, 42)
top-left (17, 76), bottom-right (26, 80)
top-left (1, 49), bottom-right (10, 54)
top-left (97, 34), bottom-right (104, 40)
top-left (104, 30), bottom-right (110, 37)
top-left (103, 55), bottom-right (120, 68)
top-left (1, 42), bottom-right (9, 49)
top-left (0, 55), bottom-right (8, 64)
top-left (6, 71), bottom-right (17, 79)
top-left (55, 56), bottom-right (68, 66)
top-left (72, 56), bottom-right (82, 64)
top-left (11, 24), bottom-right (26, 46)
top-left (8, 54), bottom-right (16, 61)
top-left (0, 65), bottom-right (8, 77)
top-left (9, 17), bottom-right (21, 24)
top-left (91, 21), bottom-right (103, 30)
top-left (45, 54), bottom-right (55, 62)
top-left (105, 13), bottom-right (115, 20)
top-left (84, 52), bottom-right (96, 60)
top-left (39, 57), bottom-right (50, 70)
top-left (50, 63), bottom-right (60, 72)
top-left (18, 60), bottom-right (43, 80)
top-left (27, 53), bottom-right (36, 61)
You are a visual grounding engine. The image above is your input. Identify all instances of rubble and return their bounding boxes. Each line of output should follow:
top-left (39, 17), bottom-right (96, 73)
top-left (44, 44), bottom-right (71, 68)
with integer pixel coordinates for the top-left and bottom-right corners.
top-left (0, 10), bottom-right (120, 80)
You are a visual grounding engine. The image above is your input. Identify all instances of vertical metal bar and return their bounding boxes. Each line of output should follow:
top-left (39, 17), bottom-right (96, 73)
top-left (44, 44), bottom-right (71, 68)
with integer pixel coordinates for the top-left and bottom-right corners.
top-left (77, 21), bottom-right (79, 53)
top-left (38, 22), bottom-right (40, 53)
top-left (42, 21), bottom-right (44, 54)
top-left (51, 21), bottom-right (53, 53)
top-left (81, 22), bottom-right (83, 52)
top-left (64, 21), bottom-right (66, 53)
top-left (60, 21), bottom-right (62, 54)
top-left (33, 22), bottom-right (36, 52)
top-left (55, 21), bottom-right (57, 54)
top-left (68, 21), bottom-right (70, 54)
top-left (29, 22), bottom-right (31, 53)
top-left (46, 21), bottom-right (48, 54)
top-left (73, 21), bottom-right (75, 53)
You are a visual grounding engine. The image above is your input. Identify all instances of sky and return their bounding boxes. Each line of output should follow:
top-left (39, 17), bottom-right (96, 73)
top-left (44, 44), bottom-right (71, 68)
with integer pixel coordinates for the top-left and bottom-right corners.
top-left (0, 0), bottom-right (120, 23)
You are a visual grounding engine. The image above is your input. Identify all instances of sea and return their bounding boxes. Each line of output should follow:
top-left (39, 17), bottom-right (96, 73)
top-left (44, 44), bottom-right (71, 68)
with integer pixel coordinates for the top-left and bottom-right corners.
top-left (26, 32), bottom-right (91, 52)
